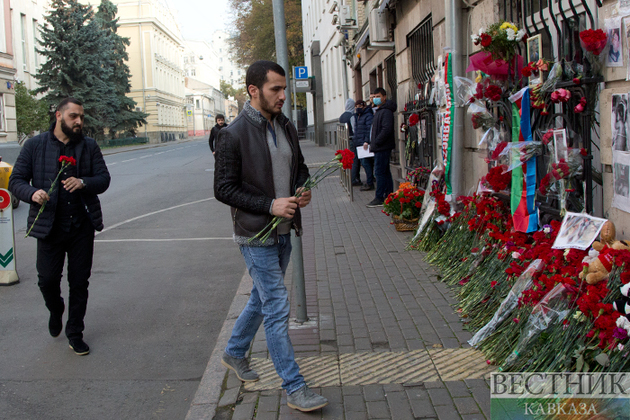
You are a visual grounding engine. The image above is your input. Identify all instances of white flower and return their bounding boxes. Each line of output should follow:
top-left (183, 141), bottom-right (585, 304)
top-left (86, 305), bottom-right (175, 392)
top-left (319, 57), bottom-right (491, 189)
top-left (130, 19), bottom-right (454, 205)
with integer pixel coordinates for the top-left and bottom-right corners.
top-left (618, 344), bottom-right (625, 352)
top-left (573, 311), bottom-right (586, 322)
top-left (506, 28), bottom-right (517, 41)
top-left (543, 226), bottom-right (551, 234)
top-left (516, 29), bottom-right (526, 42)
top-left (617, 315), bottom-right (630, 334)
top-left (471, 34), bottom-right (480, 43)
top-left (512, 251), bottom-right (521, 259)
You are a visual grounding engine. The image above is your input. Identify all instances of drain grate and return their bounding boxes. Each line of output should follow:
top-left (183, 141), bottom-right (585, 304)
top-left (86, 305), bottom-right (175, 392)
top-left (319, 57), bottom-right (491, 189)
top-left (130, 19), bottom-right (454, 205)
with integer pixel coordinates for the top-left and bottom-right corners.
top-left (243, 349), bottom-right (494, 391)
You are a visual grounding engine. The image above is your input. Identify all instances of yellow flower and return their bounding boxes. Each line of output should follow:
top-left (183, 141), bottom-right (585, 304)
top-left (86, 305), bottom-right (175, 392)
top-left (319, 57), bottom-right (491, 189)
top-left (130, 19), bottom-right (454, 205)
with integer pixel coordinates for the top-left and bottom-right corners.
top-left (500, 22), bottom-right (518, 32)
top-left (475, 71), bottom-right (483, 83)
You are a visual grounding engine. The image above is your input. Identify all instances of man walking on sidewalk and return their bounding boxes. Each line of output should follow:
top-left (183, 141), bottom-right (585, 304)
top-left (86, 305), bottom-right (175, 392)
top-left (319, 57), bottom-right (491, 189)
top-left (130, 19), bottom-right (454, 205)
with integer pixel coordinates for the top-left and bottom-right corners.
top-left (214, 60), bottom-right (328, 412)
top-left (208, 114), bottom-right (228, 155)
top-left (366, 88), bottom-right (396, 207)
top-left (9, 98), bottom-right (111, 356)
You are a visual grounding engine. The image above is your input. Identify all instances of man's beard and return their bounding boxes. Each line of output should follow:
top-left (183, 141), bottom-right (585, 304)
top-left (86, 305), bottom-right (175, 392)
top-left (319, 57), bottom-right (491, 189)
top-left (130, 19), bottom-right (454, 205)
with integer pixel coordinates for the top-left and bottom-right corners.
top-left (259, 91), bottom-right (283, 117)
top-left (60, 118), bottom-right (83, 143)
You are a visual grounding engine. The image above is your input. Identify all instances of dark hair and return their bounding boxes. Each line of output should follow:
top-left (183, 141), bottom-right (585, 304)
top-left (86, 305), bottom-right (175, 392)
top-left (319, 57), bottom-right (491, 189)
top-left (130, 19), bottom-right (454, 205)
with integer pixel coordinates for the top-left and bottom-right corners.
top-left (372, 87), bottom-right (387, 97)
top-left (245, 60), bottom-right (286, 98)
top-left (355, 100), bottom-right (366, 107)
top-left (56, 97), bottom-right (83, 113)
top-left (216, 114), bottom-right (225, 121)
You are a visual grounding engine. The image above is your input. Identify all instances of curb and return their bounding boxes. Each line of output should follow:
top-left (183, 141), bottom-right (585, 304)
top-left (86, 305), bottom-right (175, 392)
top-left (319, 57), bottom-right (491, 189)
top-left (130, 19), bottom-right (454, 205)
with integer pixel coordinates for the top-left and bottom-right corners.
top-left (101, 137), bottom-right (203, 156)
top-left (185, 271), bottom-right (252, 420)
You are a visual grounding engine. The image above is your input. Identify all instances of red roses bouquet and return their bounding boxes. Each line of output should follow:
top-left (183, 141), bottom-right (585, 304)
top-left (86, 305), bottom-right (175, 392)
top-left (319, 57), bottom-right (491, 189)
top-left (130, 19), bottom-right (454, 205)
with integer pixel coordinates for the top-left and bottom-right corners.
top-left (482, 165), bottom-right (512, 192)
top-left (249, 149), bottom-right (354, 243)
top-left (579, 29), bottom-right (607, 55)
top-left (25, 155), bottom-right (77, 238)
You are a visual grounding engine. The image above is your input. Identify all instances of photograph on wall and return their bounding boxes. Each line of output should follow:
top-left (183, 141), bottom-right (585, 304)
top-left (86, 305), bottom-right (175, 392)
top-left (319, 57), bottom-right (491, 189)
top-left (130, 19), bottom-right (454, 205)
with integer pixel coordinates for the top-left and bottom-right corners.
top-left (552, 212), bottom-right (607, 250)
top-left (527, 35), bottom-right (543, 86)
top-left (612, 152), bottom-right (630, 212)
top-left (606, 18), bottom-right (623, 67)
top-left (624, 17), bottom-right (630, 80)
top-left (612, 93), bottom-right (628, 151)
top-left (553, 129), bottom-right (568, 163)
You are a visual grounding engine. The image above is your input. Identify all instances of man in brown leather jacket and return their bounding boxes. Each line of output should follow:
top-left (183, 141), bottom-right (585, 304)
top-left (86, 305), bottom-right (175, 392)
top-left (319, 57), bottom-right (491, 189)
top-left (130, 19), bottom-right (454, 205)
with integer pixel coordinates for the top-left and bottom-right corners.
top-left (214, 60), bottom-right (328, 412)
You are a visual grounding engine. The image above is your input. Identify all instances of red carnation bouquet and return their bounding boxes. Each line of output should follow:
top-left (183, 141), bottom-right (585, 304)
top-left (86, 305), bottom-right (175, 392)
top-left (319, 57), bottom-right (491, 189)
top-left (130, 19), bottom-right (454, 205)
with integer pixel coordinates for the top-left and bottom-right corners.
top-left (382, 182), bottom-right (424, 220)
top-left (250, 149), bottom-right (354, 243)
top-left (408, 113), bottom-right (419, 127)
top-left (482, 165), bottom-right (512, 192)
top-left (25, 155), bottom-right (77, 238)
top-left (579, 29), bottom-right (607, 55)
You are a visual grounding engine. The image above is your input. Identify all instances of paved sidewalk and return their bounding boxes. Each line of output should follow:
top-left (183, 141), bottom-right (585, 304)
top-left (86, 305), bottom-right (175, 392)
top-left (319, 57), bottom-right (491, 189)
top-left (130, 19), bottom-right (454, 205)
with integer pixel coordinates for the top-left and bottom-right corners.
top-left (210, 140), bottom-right (493, 420)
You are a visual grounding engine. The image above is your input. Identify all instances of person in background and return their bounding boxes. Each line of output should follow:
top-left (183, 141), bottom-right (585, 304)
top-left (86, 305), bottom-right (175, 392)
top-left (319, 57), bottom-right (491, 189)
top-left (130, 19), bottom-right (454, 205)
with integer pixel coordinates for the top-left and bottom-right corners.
top-left (354, 100), bottom-right (375, 191)
top-left (209, 114), bottom-right (228, 155)
top-left (366, 88), bottom-right (396, 207)
top-left (339, 99), bottom-right (360, 185)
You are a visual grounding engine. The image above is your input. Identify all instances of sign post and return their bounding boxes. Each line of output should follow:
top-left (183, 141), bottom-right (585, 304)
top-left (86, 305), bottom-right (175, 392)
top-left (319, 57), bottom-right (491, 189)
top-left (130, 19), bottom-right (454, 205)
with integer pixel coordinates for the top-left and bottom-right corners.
top-left (0, 189), bottom-right (18, 285)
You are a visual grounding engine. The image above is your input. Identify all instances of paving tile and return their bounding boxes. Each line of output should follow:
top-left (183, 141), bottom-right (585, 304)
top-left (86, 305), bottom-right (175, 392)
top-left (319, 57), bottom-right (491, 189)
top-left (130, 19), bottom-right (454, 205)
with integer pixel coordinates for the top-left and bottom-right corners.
top-left (232, 402), bottom-right (256, 420)
top-left (435, 403), bottom-right (461, 420)
top-left (453, 396), bottom-right (482, 415)
top-left (428, 387), bottom-right (455, 406)
top-left (218, 387), bottom-right (240, 407)
top-left (385, 391), bottom-right (414, 420)
top-left (257, 394), bottom-right (281, 412)
top-left (366, 400), bottom-right (390, 419)
top-left (363, 384), bottom-right (385, 401)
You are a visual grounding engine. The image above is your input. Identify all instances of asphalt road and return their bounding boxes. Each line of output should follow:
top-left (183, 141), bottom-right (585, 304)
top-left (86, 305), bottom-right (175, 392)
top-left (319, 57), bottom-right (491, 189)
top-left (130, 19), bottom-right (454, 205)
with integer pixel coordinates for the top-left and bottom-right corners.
top-left (0, 139), bottom-right (245, 419)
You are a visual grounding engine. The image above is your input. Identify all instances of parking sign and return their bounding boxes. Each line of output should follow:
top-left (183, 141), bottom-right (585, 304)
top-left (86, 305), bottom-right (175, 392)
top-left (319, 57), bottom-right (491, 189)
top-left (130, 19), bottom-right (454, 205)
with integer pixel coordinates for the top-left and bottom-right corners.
top-left (294, 66), bottom-right (308, 79)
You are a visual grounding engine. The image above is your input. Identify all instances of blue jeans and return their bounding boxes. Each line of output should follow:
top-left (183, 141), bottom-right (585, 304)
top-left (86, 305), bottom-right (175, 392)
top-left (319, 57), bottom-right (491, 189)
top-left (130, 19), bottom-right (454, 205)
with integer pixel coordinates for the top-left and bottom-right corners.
top-left (374, 149), bottom-right (393, 200)
top-left (225, 234), bottom-right (305, 394)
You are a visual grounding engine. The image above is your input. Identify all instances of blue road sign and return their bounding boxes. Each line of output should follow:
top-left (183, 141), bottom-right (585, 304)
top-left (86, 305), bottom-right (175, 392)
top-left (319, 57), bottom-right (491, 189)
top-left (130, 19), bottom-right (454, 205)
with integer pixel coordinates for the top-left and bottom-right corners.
top-left (294, 66), bottom-right (308, 79)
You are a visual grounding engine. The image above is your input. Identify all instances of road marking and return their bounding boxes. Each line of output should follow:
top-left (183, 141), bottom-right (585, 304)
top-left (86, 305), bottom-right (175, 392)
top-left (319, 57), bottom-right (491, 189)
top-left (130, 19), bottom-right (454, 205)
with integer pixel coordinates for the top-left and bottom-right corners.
top-left (122, 158), bottom-right (137, 163)
top-left (139, 154), bottom-right (153, 159)
top-left (155, 152), bottom-right (164, 155)
top-left (97, 197), bottom-right (216, 235)
top-left (96, 238), bottom-right (232, 243)
top-left (108, 162), bottom-right (118, 166)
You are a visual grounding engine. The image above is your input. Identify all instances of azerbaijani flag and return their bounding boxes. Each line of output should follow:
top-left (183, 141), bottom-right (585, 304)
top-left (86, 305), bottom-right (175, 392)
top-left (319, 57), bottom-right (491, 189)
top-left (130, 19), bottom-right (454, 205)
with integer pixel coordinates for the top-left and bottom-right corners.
top-left (508, 87), bottom-right (538, 233)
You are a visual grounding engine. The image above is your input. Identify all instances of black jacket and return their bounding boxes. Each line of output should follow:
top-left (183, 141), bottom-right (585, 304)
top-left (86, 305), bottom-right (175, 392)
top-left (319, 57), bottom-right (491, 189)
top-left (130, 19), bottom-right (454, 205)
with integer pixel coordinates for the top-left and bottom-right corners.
top-left (213, 102), bottom-right (309, 246)
top-left (209, 122), bottom-right (228, 152)
top-left (353, 107), bottom-right (374, 148)
top-left (9, 125), bottom-right (111, 239)
top-left (370, 100), bottom-right (397, 152)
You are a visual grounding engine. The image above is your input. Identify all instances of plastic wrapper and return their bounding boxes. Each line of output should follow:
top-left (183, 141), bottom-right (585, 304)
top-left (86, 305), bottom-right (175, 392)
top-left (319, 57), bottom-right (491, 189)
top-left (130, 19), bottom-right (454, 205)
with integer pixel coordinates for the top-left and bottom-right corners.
top-left (454, 76), bottom-right (476, 106)
top-left (468, 102), bottom-right (497, 131)
top-left (468, 260), bottom-right (544, 347)
top-left (499, 141), bottom-right (543, 172)
top-left (503, 283), bottom-right (573, 369)
top-left (478, 127), bottom-right (499, 148)
top-left (539, 62), bottom-right (563, 94)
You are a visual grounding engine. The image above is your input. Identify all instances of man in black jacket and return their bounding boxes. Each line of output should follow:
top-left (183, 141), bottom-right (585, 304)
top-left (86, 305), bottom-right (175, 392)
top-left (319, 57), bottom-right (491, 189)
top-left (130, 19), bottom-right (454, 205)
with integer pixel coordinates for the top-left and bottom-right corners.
top-left (9, 98), bottom-right (111, 356)
top-left (366, 88), bottom-right (396, 207)
top-left (208, 114), bottom-right (227, 154)
top-left (214, 61), bottom-right (328, 412)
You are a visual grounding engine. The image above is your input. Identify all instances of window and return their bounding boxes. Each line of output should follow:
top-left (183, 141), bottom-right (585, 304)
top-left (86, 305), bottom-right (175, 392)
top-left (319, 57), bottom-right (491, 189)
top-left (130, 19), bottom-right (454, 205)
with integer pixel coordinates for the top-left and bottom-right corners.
top-left (407, 15), bottom-right (434, 85)
top-left (191, 69), bottom-right (196, 76)
top-left (32, 19), bottom-right (39, 68)
top-left (0, 94), bottom-right (5, 132)
top-left (21, 14), bottom-right (28, 70)
top-left (196, 99), bottom-right (200, 109)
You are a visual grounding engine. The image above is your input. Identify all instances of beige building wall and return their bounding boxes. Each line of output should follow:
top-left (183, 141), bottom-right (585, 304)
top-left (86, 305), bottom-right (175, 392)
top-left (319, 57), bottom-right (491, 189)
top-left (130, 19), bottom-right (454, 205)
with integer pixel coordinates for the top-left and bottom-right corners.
top-left (1, 0), bottom-right (16, 144)
top-left (82, 0), bottom-right (186, 143)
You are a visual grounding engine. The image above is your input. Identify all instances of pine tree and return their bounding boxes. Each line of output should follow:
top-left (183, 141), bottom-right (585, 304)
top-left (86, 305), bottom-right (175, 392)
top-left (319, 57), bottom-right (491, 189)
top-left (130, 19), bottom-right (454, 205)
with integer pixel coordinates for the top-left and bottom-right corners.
top-left (95, 0), bottom-right (147, 137)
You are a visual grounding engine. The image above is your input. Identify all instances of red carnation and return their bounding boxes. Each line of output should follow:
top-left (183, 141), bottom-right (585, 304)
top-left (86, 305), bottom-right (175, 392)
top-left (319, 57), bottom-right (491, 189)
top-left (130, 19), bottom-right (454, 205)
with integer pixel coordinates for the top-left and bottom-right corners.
top-left (59, 155), bottom-right (76, 166)
top-left (409, 113), bottom-right (419, 127)
top-left (335, 149), bottom-right (355, 170)
top-left (480, 33), bottom-right (492, 47)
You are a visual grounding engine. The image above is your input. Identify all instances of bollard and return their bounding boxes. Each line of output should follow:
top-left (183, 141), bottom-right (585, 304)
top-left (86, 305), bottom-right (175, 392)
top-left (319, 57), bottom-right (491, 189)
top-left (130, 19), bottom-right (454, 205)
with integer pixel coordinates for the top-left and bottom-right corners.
top-left (0, 189), bottom-right (19, 285)
top-left (291, 231), bottom-right (308, 323)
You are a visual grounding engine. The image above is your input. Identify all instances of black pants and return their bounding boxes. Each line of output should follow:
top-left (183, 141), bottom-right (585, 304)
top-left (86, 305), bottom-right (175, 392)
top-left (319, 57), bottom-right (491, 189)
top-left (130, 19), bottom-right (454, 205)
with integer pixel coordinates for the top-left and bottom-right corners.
top-left (36, 219), bottom-right (95, 339)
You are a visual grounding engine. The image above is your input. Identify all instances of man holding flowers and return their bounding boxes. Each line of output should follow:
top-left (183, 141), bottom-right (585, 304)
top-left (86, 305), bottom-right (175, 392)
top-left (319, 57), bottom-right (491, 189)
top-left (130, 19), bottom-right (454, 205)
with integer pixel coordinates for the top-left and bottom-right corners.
top-left (9, 98), bottom-right (111, 356)
top-left (213, 61), bottom-right (328, 412)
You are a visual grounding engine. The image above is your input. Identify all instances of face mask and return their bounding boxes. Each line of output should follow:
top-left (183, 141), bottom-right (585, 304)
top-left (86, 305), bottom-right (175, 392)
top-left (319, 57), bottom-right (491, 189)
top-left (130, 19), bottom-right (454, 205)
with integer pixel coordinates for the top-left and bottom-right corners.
top-left (373, 98), bottom-right (382, 106)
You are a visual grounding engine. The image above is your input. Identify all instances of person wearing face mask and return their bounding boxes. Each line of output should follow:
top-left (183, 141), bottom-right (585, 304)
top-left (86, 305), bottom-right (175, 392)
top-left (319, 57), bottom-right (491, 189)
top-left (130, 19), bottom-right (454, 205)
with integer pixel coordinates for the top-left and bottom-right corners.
top-left (353, 100), bottom-right (375, 190)
top-left (366, 88), bottom-right (396, 207)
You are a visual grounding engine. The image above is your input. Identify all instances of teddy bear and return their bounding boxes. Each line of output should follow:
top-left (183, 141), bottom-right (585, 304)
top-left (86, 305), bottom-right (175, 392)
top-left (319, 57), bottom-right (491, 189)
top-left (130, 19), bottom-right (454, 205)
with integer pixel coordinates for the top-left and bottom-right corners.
top-left (578, 238), bottom-right (630, 285)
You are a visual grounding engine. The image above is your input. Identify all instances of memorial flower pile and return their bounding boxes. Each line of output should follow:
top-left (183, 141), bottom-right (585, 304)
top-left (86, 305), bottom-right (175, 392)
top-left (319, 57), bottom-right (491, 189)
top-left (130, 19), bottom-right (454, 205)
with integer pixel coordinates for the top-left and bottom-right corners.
top-left (382, 182), bottom-right (424, 220)
top-left (471, 22), bottom-right (526, 62)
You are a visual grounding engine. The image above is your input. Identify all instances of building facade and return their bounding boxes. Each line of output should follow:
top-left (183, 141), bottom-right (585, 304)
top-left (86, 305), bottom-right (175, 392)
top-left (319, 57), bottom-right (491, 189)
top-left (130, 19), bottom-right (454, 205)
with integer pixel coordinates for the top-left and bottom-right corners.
top-left (83, 0), bottom-right (186, 143)
top-left (303, 0), bottom-right (630, 234)
top-left (0, 0), bottom-right (16, 144)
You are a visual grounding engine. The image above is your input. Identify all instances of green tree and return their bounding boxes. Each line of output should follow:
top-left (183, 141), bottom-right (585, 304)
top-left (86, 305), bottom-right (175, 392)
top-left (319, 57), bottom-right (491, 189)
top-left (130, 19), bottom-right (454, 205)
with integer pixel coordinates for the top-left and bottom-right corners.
top-left (95, 0), bottom-right (147, 137)
top-left (228, 0), bottom-right (304, 69)
top-left (15, 82), bottom-right (50, 143)
top-left (220, 79), bottom-right (247, 110)
top-left (35, 0), bottom-right (146, 140)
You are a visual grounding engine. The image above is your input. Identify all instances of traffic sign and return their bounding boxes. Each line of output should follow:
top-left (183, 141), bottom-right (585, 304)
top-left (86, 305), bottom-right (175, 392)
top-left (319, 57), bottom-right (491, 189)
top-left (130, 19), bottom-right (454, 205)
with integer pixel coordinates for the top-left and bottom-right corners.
top-left (187, 110), bottom-right (192, 116)
top-left (294, 66), bottom-right (308, 79)
top-left (296, 80), bottom-right (310, 88)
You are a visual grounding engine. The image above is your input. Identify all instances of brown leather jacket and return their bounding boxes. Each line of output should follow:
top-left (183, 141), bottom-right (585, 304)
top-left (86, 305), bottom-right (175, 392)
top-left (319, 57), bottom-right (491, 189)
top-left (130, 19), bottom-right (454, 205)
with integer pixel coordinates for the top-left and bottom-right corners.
top-left (213, 101), bottom-right (309, 246)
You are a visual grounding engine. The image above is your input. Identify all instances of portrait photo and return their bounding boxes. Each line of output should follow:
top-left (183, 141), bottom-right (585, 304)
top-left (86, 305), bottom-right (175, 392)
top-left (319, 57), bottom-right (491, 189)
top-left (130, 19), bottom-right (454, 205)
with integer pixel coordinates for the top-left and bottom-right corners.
top-left (552, 212), bottom-right (607, 250)
top-left (611, 93), bottom-right (628, 151)
top-left (614, 162), bottom-right (630, 197)
top-left (607, 26), bottom-right (623, 67)
top-left (527, 35), bottom-right (543, 87)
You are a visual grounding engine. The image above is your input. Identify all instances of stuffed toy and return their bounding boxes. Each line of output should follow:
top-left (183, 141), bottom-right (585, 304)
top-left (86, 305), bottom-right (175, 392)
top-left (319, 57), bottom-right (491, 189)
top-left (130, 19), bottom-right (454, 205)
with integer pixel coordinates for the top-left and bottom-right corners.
top-left (579, 239), bottom-right (630, 285)
top-left (591, 220), bottom-right (616, 251)
top-left (613, 283), bottom-right (630, 321)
